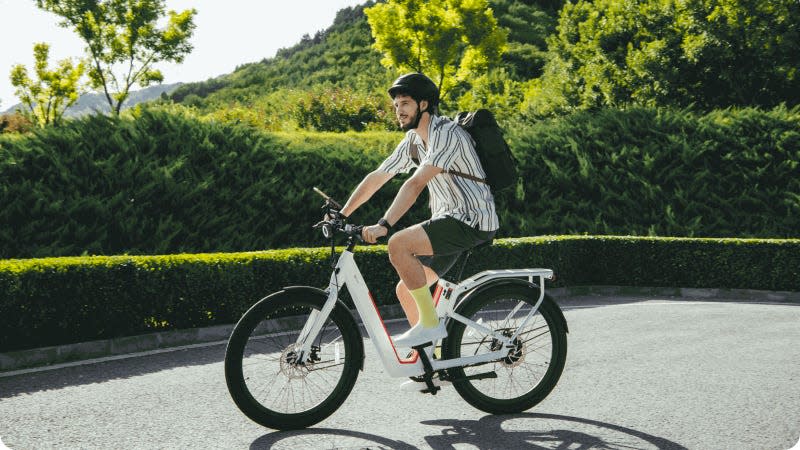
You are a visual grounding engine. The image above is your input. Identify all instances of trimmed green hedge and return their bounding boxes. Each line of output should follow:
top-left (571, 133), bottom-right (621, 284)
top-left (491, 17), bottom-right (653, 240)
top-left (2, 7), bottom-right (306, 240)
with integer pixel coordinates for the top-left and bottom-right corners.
top-left (1, 235), bottom-right (797, 353)
top-left (1, 106), bottom-right (798, 258)
top-left (503, 106), bottom-right (800, 238)
top-left (0, 108), bottom-right (413, 258)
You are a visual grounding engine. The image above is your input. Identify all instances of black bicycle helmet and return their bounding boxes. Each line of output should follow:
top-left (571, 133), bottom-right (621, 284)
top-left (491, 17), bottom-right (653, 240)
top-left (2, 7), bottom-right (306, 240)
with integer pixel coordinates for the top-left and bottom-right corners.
top-left (388, 72), bottom-right (439, 113)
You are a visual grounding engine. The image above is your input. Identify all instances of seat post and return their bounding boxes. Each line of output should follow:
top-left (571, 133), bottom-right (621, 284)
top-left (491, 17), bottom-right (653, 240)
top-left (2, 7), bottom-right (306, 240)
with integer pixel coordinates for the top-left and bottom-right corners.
top-left (455, 250), bottom-right (473, 283)
top-left (455, 239), bottom-right (493, 282)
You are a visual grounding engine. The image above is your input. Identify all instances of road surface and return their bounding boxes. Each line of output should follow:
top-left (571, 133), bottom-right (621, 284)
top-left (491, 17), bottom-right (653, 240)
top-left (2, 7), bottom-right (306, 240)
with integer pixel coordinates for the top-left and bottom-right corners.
top-left (1, 295), bottom-right (798, 449)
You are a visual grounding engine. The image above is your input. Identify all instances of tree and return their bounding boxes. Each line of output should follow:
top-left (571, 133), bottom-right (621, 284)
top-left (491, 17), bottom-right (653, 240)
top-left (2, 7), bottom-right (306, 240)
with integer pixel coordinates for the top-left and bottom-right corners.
top-left (526, 0), bottom-right (800, 116)
top-left (9, 43), bottom-right (85, 127)
top-left (364, 0), bottom-right (508, 101)
top-left (36, 0), bottom-right (196, 114)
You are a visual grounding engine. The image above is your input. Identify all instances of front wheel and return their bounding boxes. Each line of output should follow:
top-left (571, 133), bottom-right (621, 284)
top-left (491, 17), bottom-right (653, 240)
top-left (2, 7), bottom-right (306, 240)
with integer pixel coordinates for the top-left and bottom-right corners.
top-left (443, 282), bottom-right (568, 414)
top-left (224, 289), bottom-right (363, 430)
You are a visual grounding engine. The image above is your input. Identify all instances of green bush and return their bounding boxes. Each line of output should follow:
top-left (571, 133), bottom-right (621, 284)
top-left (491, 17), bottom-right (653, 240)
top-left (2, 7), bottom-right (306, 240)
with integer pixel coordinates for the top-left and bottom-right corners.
top-left (293, 87), bottom-right (396, 132)
top-left (0, 105), bottom-right (798, 259)
top-left (1, 236), bottom-right (797, 353)
top-left (0, 108), bottom-right (409, 258)
top-left (502, 105), bottom-right (800, 238)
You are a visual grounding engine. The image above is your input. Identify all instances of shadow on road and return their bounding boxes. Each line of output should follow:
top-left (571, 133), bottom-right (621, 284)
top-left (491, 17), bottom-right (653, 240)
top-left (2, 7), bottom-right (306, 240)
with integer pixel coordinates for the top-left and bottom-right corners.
top-left (250, 427), bottom-right (418, 450)
top-left (250, 413), bottom-right (687, 449)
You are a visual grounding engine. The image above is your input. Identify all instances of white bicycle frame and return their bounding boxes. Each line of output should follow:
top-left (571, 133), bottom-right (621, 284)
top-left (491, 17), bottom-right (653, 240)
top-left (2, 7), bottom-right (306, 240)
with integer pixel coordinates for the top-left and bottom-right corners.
top-left (295, 248), bottom-right (554, 378)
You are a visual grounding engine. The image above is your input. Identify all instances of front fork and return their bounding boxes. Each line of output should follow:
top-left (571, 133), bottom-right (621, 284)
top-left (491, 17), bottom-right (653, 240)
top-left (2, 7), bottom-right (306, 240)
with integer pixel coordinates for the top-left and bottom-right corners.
top-left (293, 273), bottom-right (341, 363)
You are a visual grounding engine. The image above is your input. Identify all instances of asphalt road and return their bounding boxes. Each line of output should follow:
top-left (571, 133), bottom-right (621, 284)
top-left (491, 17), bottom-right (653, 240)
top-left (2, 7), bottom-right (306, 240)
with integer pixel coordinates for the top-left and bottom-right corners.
top-left (1, 295), bottom-right (798, 450)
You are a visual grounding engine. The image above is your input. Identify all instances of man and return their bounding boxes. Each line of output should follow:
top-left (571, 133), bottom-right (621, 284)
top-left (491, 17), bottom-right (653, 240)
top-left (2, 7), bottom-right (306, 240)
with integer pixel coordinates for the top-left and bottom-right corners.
top-left (338, 72), bottom-right (498, 349)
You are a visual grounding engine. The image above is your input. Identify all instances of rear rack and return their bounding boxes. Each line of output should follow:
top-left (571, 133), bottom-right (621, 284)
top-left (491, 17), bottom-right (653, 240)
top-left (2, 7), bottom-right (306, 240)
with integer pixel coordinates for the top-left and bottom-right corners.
top-left (460, 268), bottom-right (554, 287)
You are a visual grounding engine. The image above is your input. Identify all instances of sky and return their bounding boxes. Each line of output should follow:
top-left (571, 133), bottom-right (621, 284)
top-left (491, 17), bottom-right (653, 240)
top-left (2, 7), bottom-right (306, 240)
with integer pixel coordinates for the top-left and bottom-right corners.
top-left (0, 0), bottom-right (365, 108)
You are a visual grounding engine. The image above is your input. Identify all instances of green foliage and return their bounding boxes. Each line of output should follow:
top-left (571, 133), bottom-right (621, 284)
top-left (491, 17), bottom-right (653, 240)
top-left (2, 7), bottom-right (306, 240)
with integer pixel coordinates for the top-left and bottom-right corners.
top-left (167, 1), bottom-right (563, 127)
top-left (365, 0), bottom-right (508, 100)
top-left (0, 106), bottom-right (407, 258)
top-left (454, 68), bottom-right (525, 120)
top-left (528, 0), bottom-right (800, 117)
top-left (9, 43), bottom-right (85, 127)
top-left (36, 0), bottom-right (197, 114)
top-left (1, 236), bottom-right (797, 352)
top-left (491, 0), bottom-right (561, 78)
top-left (170, 4), bottom-right (388, 111)
top-left (0, 106), bottom-right (797, 259)
top-left (293, 87), bottom-right (396, 132)
top-left (503, 106), bottom-right (800, 238)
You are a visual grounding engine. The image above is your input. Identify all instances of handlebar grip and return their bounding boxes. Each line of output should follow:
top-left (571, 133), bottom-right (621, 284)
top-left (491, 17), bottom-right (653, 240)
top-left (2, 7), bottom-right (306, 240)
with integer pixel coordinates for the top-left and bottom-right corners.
top-left (344, 224), bottom-right (364, 237)
top-left (313, 187), bottom-right (343, 209)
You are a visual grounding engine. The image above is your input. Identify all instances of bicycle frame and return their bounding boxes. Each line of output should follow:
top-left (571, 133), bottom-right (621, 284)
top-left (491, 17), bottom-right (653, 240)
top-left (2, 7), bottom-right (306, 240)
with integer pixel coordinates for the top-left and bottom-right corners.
top-left (295, 247), bottom-right (554, 379)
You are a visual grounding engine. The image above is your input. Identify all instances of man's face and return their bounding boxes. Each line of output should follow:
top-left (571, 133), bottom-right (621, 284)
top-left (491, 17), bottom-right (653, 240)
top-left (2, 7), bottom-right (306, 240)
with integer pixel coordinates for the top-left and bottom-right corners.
top-left (393, 94), bottom-right (427, 131)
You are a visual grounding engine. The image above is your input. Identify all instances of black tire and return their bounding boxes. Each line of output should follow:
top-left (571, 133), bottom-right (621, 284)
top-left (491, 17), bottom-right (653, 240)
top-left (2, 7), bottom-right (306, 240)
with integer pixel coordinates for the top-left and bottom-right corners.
top-left (443, 282), bottom-right (568, 414)
top-left (224, 289), bottom-right (363, 430)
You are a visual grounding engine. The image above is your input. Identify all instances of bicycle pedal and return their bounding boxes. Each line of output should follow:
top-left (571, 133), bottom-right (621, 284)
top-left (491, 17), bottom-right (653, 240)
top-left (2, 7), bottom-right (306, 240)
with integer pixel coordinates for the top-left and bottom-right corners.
top-left (421, 383), bottom-right (441, 395)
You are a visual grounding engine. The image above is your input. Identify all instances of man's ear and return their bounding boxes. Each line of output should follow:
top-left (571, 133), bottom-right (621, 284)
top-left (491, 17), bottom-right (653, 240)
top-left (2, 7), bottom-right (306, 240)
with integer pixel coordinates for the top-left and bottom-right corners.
top-left (419, 99), bottom-right (429, 113)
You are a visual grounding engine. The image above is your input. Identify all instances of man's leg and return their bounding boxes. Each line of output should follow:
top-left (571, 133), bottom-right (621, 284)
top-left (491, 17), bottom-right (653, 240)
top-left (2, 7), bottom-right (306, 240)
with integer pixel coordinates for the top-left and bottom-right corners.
top-left (387, 224), bottom-right (433, 289)
top-left (396, 265), bottom-right (439, 326)
top-left (387, 225), bottom-right (441, 329)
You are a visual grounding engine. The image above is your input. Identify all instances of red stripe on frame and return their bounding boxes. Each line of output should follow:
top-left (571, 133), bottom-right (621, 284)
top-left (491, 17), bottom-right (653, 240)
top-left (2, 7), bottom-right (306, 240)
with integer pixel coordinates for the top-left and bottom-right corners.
top-left (368, 291), bottom-right (418, 364)
top-left (367, 284), bottom-right (443, 364)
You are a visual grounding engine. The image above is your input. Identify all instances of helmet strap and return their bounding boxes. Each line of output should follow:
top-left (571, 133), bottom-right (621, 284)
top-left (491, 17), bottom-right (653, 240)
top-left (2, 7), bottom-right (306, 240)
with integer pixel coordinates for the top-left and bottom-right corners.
top-left (411, 104), bottom-right (423, 130)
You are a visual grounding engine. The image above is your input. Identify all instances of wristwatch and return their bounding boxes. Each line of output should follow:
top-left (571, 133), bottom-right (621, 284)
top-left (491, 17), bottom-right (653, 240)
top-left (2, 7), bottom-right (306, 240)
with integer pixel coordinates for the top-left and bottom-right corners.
top-left (377, 218), bottom-right (392, 230)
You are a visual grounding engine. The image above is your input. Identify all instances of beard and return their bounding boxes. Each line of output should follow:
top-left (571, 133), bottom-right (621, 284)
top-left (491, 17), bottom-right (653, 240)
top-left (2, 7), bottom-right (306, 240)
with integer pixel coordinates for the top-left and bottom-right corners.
top-left (399, 106), bottom-right (422, 131)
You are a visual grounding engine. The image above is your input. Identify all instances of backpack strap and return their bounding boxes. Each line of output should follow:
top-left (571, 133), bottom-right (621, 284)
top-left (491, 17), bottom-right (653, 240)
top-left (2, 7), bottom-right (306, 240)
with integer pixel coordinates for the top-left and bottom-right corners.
top-left (410, 142), bottom-right (487, 184)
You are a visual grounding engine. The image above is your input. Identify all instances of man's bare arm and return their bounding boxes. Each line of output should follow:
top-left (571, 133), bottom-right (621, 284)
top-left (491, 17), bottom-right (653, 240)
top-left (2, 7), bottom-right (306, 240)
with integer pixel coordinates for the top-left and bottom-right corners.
top-left (383, 164), bottom-right (442, 225)
top-left (340, 170), bottom-right (394, 217)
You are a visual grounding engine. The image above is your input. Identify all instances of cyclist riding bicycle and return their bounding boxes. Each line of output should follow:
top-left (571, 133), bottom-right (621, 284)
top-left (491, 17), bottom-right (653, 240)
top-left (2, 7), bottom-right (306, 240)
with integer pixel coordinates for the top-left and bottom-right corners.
top-left (336, 72), bottom-right (499, 350)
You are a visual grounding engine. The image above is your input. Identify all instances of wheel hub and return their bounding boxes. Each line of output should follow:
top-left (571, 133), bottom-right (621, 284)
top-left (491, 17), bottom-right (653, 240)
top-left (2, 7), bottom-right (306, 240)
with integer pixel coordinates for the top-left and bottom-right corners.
top-left (490, 330), bottom-right (526, 368)
top-left (502, 338), bottom-right (525, 367)
top-left (279, 346), bottom-right (313, 379)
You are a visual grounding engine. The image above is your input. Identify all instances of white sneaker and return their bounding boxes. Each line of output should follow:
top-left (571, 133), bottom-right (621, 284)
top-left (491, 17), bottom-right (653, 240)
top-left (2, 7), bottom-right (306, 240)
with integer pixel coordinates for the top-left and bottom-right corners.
top-left (400, 377), bottom-right (451, 392)
top-left (393, 321), bottom-right (447, 348)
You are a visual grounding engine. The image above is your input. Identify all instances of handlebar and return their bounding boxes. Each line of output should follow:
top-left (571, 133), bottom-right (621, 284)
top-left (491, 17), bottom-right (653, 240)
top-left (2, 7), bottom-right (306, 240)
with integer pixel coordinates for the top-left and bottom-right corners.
top-left (313, 187), bottom-right (342, 210)
top-left (312, 187), bottom-right (364, 242)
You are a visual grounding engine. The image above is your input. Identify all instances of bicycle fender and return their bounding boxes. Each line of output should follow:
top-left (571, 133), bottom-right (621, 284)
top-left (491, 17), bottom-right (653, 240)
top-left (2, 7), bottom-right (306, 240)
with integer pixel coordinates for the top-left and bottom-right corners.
top-left (453, 278), bottom-right (568, 334)
top-left (282, 285), bottom-right (366, 369)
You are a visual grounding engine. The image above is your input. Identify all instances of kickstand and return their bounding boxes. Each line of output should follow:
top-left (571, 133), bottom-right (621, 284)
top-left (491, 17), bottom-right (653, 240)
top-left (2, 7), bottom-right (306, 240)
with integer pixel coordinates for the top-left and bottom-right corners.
top-left (412, 343), bottom-right (440, 395)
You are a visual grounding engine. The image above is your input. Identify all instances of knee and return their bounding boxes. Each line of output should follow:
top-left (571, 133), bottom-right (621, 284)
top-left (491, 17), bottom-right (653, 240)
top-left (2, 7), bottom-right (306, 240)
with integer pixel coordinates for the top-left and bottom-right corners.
top-left (387, 232), bottom-right (409, 264)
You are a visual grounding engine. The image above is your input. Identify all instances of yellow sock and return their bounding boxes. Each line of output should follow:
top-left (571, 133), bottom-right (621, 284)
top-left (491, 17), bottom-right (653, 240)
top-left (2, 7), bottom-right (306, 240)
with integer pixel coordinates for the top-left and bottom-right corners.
top-left (409, 285), bottom-right (439, 328)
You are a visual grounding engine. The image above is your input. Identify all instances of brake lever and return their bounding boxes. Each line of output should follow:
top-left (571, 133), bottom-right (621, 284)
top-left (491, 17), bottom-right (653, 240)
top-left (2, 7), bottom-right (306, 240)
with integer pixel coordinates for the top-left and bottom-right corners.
top-left (344, 224), bottom-right (365, 242)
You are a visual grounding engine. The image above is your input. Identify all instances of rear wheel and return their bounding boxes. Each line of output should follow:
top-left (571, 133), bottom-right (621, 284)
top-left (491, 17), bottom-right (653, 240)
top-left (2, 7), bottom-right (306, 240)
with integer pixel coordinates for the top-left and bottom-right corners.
top-left (224, 290), bottom-right (362, 430)
top-left (443, 283), bottom-right (567, 414)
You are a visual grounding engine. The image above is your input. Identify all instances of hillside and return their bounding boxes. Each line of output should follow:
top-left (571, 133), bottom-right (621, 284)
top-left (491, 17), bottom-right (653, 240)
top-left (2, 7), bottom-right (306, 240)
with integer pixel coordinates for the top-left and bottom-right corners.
top-left (169, 1), bottom-right (563, 109)
top-left (2, 83), bottom-right (181, 117)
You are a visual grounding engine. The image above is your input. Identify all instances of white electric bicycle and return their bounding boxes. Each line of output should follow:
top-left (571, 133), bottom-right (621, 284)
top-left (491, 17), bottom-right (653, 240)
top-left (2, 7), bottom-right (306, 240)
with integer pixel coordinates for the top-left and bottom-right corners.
top-left (224, 188), bottom-right (568, 430)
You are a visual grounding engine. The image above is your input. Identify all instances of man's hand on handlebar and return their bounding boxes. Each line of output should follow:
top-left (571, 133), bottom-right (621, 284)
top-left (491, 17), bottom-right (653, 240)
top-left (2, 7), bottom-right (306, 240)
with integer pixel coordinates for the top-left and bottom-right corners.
top-left (362, 223), bottom-right (388, 244)
top-left (323, 210), bottom-right (344, 222)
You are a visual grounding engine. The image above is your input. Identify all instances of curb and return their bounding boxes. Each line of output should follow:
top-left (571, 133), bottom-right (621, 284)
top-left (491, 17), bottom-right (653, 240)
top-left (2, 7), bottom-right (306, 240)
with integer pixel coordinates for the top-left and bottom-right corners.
top-left (0, 324), bottom-right (235, 374)
top-left (1, 286), bottom-right (798, 374)
top-left (549, 285), bottom-right (800, 302)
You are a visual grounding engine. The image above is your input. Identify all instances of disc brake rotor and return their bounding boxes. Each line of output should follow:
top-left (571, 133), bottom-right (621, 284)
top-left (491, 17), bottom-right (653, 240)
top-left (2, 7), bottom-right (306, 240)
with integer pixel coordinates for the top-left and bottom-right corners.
top-left (501, 338), bottom-right (525, 368)
top-left (279, 346), bottom-right (313, 379)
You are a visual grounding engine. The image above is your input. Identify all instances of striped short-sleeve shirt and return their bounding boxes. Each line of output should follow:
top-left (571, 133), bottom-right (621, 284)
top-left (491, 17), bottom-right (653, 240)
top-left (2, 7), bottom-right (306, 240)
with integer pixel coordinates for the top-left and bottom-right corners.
top-left (377, 115), bottom-right (499, 232)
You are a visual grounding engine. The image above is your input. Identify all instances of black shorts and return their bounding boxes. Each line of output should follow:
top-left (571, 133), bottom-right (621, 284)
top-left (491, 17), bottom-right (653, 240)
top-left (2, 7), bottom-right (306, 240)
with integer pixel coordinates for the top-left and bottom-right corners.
top-left (418, 216), bottom-right (496, 277)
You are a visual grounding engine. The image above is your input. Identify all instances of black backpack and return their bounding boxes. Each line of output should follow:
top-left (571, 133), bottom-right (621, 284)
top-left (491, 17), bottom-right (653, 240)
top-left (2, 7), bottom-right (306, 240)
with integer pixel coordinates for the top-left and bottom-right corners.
top-left (452, 109), bottom-right (518, 192)
top-left (410, 109), bottom-right (518, 192)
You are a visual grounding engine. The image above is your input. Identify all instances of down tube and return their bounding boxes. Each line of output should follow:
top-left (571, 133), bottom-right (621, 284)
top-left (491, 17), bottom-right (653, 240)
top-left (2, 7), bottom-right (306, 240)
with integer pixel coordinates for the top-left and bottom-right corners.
top-left (340, 252), bottom-right (426, 378)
